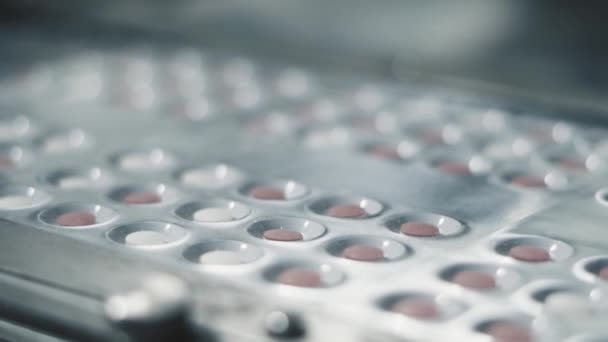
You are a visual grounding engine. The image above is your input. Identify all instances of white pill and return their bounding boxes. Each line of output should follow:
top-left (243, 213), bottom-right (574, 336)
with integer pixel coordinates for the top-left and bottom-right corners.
top-left (125, 231), bottom-right (167, 246)
top-left (181, 170), bottom-right (221, 189)
top-left (57, 177), bottom-right (90, 189)
top-left (193, 207), bottom-right (233, 222)
top-left (544, 292), bottom-right (592, 317)
top-left (0, 195), bottom-right (35, 209)
top-left (199, 250), bottom-right (242, 265)
top-left (120, 155), bottom-right (155, 170)
top-left (0, 126), bottom-right (21, 141)
top-left (43, 136), bottom-right (72, 152)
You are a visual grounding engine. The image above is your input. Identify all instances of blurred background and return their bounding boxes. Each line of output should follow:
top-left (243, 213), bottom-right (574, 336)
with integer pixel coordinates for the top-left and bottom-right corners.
top-left (2, 0), bottom-right (608, 112)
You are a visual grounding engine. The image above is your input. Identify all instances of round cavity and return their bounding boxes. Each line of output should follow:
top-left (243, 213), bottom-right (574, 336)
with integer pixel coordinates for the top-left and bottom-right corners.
top-left (113, 148), bottom-right (176, 172)
top-left (482, 136), bottom-right (537, 161)
top-left (385, 212), bottom-right (465, 238)
top-left (440, 264), bottom-right (522, 292)
top-left (391, 297), bottom-right (438, 320)
top-left (408, 123), bottom-right (463, 146)
top-left (527, 284), bottom-right (594, 317)
top-left (497, 169), bottom-right (571, 191)
top-left (429, 154), bottom-right (492, 176)
top-left (107, 221), bottom-right (189, 248)
top-left (326, 236), bottom-right (409, 262)
top-left (493, 236), bottom-right (573, 263)
top-left (244, 112), bottom-right (294, 135)
top-left (302, 126), bottom-right (352, 148)
top-left (109, 184), bottom-right (178, 206)
top-left (509, 245), bottom-right (551, 263)
top-left (565, 334), bottom-right (608, 342)
top-left (308, 196), bottom-right (383, 219)
top-left (361, 140), bottom-right (421, 162)
top-left (248, 217), bottom-right (326, 242)
top-left (523, 120), bottom-right (573, 144)
top-left (575, 256), bottom-right (608, 283)
top-left (0, 144), bottom-right (26, 169)
top-left (46, 167), bottom-right (108, 190)
top-left (38, 203), bottom-right (116, 228)
top-left (594, 188), bottom-right (608, 208)
top-left (547, 153), bottom-right (598, 172)
top-left (379, 292), bottom-right (466, 321)
top-left (183, 240), bottom-right (263, 266)
top-left (477, 320), bottom-right (532, 342)
top-left (240, 180), bottom-right (308, 201)
top-left (178, 164), bottom-right (244, 190)
top-left (543, 292), bottom-right (591, 314)
top-left (0, 115), bottom-right (31, 141)
top-left (175, 199), bottom-right (250, 224)
top-left (0, 185), bottom-right (50, 210)
top-left (38, 128), bottom-right (89, 153)
top-left (263, 262), bottom-right (344, 288)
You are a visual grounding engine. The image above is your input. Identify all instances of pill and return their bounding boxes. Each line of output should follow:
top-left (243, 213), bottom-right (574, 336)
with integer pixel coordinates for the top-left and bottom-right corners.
top-left (193, 207), bottom-right (233, 222)
top-left (418, 129), bottom-right (444, 144)
top-left (56, 211), bottom-right (96, 226)
top-left (120, 153), bottom-right (164, 170)
top-left (483, 321), bottom-right (531, 342)
top-left (43, 136), bottom-right (73, 152)
top-left (511, 176), bottom-right (546, 188)
top-left (436, 161), bottom-right (471, 176)
top-left (597, 266), bottom-right (608, 280)
top-left (125, 231), bottom-right (167, 246)
top-left (556, 157), bottom-right (586, 171)
top-left (391, 298), bottom-right (438, 320)
top-left (277, 268), bottom-right (321, 288)
top-left (0, 195), bottom-right (34, 209)
top-left (181, 169), bottom-right (221, 188)
top-left (451, 270), bottom-right (496, 290)
top-left (400, 222), bottom-right (440, 237)
top-left (544, 292), bottom-right (591, 316)
top-left (0, 156), bottom-right (14, 168)
top-left (369, 145), bottom-right (400, 160)
top-left (263, 229), bottom-right (303, 241)
top-left (199, 250), bottom-right (242, 265)
top-left (326, 204), bottom-right (365, 218)
top-left (249, 186), bottom-right (285, 200)
top-left (508, 245), bottom-right (551, 262)
top-left (57, 177), bottom-right (90, 189)
top-left (122, 191), bottom-right (162, 205)
top-left (341, 245), bottom-right (384, 262)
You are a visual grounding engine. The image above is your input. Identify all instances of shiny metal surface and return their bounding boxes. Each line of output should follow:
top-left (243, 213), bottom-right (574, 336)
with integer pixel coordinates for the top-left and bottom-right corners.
top-left (0, 31), bottom-right (608, 342)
